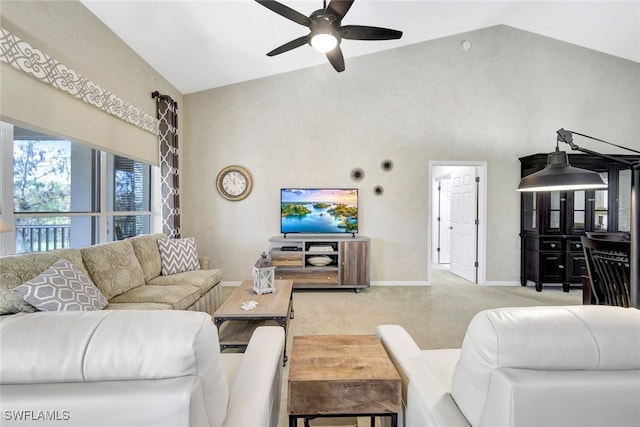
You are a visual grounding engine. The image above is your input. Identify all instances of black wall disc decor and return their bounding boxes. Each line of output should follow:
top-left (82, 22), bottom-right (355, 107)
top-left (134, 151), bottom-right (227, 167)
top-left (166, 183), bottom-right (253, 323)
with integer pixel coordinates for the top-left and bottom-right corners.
top-left (350, 160), bottom-right (393, 196)
top-left (351, 168), bottom-right (365, 182)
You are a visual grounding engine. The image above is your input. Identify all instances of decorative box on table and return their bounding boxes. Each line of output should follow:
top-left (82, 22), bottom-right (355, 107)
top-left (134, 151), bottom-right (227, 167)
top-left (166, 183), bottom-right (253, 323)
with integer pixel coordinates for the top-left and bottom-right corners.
top-left (252, 252), bottom-right (275, 294)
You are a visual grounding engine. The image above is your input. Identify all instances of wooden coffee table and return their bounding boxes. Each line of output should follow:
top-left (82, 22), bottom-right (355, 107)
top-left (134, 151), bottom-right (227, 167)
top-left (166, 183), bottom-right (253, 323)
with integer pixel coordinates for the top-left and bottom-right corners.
top-left (288, 335), bottom-right (401, 427)
top-left (213, 279), bottom-right (293, 363)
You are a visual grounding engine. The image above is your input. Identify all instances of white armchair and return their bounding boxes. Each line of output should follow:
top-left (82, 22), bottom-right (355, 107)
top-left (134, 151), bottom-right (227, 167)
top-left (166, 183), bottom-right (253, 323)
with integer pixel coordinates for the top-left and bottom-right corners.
top-left (1, 310), bottom-right (284, 427)
top-left (377, 305), bottom-right (640, 427)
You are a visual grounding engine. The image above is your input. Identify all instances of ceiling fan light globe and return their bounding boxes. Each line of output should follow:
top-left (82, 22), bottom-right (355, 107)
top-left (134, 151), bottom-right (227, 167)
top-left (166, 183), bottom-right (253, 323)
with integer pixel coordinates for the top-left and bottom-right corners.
top-left (311, 33), bottom-right (338, 52)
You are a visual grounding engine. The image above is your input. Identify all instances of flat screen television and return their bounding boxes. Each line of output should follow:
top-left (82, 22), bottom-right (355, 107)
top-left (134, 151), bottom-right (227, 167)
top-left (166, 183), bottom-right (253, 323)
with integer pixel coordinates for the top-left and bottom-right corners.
top-left (280, 188), bottom-right (358, 235)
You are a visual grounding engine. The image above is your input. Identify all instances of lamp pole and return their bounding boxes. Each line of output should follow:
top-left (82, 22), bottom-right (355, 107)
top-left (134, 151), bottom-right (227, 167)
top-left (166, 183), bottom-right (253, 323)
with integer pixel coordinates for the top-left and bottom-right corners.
top-left (631, 162), bottom-right (639, 308)
top-left (557, 129), bottom-right (640, 308)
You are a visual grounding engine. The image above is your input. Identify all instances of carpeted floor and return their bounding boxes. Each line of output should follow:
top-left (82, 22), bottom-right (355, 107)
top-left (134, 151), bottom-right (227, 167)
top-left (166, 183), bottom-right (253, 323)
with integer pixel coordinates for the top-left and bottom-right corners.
top-left (285, 264), bottom-right (581, 349)
top-left (224, 264), bottom-right (583, 427)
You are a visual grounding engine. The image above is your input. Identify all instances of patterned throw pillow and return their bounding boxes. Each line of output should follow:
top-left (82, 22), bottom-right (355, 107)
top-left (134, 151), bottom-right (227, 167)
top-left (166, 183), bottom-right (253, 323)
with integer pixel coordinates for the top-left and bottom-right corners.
top-left (14, 259), bottom-right (108, 311)
top-left (157, 237), bottom-right (201, 275)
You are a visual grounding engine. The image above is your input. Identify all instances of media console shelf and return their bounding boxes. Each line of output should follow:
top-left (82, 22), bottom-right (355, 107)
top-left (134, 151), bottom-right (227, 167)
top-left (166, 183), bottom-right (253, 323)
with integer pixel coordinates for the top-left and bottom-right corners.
top-left (268, 235), bottom-right (370, 291)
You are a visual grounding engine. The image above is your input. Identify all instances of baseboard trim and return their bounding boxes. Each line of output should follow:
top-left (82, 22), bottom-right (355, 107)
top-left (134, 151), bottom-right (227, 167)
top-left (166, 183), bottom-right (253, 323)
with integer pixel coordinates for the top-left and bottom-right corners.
top-left (483, 281), bottom-right (522, 287)
top-left (222, 280), bottom-right (431, 287)
top-left (370, 281), bottom-right (430, 287)
top-left (221, 281), bottom-right (242, 287)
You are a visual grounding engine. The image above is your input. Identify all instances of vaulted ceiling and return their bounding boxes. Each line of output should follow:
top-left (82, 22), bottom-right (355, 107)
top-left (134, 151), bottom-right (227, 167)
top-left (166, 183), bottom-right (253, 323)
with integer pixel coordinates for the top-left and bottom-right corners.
top-left (80, 1), bottom-right (640, 94)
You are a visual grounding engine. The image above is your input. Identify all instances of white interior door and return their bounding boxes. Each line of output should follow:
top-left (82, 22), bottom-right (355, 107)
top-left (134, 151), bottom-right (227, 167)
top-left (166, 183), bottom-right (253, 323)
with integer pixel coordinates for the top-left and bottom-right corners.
top-left (439, 177), bottom-right (451, 264)
top-left (450, 166), bottom-right (477, 282)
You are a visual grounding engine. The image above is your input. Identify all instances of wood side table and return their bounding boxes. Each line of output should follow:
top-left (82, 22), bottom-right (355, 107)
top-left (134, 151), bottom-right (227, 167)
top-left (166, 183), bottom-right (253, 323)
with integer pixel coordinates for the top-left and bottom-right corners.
top-left (288, 335), bottom-right (401, 427)
top-left (213, 279), bottom-right (293, 363)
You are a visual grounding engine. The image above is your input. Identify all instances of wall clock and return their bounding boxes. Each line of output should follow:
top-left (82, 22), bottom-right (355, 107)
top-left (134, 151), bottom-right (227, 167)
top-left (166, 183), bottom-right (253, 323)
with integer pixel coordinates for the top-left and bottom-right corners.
top-left (216, 165), bottom-right (253, 201)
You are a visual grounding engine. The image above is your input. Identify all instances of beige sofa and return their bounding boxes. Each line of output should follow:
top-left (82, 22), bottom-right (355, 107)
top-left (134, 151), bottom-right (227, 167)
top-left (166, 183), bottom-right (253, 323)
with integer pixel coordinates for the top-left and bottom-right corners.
top-left (0, 233), bottom-right (223, 315)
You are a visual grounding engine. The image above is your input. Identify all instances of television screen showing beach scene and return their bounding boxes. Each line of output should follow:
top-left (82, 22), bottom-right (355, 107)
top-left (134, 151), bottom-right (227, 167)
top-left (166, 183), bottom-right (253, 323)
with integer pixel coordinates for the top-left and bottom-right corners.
top-left (280, 188), bottom-right (358, 234)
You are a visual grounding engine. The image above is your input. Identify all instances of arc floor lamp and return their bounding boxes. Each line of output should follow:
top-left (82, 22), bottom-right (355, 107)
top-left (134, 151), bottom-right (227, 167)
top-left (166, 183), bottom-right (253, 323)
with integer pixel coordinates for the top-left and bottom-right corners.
top-left (517, 128), bottom-right (640, 309)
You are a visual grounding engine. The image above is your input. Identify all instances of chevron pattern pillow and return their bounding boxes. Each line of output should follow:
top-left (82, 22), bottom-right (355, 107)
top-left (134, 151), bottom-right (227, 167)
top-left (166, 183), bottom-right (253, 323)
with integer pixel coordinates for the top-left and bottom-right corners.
top-left (14, 259), bottom-right (108, 311)
top-left (158, 237), bottom-right (201, 276)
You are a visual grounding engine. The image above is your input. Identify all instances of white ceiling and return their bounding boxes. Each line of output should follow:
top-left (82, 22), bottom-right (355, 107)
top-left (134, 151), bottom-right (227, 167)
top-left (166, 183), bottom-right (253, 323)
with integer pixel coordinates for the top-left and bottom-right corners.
top-left (80, 0), bottom-right (640, 94)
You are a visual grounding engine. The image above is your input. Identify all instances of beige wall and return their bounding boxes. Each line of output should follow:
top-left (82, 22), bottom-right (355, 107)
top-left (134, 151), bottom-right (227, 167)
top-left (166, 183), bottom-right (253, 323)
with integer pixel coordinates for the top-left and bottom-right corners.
top-left (182, 25), bottom-right (640, 284)
top-left (0, 0), bottom-right (181, 164)
top-left (2, 2), bottom-right (639, 285)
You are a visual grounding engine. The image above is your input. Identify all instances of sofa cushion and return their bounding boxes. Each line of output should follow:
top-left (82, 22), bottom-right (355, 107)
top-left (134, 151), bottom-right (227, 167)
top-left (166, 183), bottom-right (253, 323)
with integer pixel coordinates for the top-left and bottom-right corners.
top-left (109, 284), bottom-right (201, 311)
top-left (14, 259), bottom-right (107, 312)
top-left (147, 268), bottom-right (223, 296)
top-left (105, 302), bottom-right (172, 310)
top-left (422, 348), bottom-right (460, 393)
top-left (128, 233), bottom-right (166, 282)
top-left (80, 241), bottom-right (145, 300)
top-left (0, 248), bottom-right (86, 314)
top-left (158, 237), bottom-right (200, 275)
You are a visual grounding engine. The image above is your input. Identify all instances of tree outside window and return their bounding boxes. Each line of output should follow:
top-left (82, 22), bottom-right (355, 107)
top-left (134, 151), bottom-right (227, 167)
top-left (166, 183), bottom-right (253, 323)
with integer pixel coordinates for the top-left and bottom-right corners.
top-left (7, 124), bottom-right (152, 254)
top-left (14, 140), bottom-right (71, 214)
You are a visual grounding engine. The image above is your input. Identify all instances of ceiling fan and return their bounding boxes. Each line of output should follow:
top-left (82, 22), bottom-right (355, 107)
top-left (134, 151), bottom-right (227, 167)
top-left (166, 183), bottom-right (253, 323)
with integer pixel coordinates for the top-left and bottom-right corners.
top-left (255, 0), bottom-right (403, 72)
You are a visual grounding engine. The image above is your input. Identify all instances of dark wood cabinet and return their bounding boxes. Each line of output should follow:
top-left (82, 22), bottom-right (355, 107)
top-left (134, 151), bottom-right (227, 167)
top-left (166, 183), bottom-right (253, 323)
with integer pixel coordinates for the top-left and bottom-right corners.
top-left (520, 153), bottom-right (638, 292)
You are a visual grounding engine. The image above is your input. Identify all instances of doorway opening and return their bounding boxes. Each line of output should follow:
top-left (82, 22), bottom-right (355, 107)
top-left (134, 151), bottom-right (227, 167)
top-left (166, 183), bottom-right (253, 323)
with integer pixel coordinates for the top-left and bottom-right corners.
top-left (428, 161), bottom-right (487, 285)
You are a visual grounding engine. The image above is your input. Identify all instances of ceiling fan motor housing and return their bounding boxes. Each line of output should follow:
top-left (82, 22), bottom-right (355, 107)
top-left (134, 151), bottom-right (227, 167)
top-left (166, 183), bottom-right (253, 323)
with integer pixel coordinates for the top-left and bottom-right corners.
top-left (309, 9), bottom-right (341, 50)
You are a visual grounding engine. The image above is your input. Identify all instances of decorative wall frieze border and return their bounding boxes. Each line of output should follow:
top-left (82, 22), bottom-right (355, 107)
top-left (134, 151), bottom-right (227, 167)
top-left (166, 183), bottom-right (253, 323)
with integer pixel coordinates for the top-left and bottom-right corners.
top-left (0, 27), bottom-right (159, 135)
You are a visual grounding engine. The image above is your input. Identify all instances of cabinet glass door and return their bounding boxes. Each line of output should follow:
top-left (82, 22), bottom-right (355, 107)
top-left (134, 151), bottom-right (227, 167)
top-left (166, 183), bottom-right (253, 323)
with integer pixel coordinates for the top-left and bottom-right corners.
top-left (593, 172), bottom-right (608, 231)
top-left (546, 192), bottom-right (562, 232)
top-left (618, 169), bottom-right (631, 232)
top-left (522, 192), bottom-right (537, 231)
top-left (573, 190), bottom-right (586, 232)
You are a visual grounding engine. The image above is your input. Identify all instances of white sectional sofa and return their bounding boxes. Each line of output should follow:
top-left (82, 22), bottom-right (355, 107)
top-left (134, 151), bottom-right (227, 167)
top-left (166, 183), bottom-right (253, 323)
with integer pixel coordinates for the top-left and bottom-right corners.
top-left (0, 310), bottom-right (284, 427)
top-left (376, 305), bottom-right (640, 427)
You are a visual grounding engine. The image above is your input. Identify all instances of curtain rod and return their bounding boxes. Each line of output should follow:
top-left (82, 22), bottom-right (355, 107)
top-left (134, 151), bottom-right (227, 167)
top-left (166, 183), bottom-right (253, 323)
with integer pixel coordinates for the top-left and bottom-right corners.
top-left (151, 91), bottom-right (177, 108)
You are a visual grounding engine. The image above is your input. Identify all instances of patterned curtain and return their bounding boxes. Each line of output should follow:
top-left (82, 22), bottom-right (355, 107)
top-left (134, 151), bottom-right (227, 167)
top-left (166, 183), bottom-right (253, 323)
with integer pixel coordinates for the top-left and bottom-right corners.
top-left (152, 91), bottom-right (180, 239)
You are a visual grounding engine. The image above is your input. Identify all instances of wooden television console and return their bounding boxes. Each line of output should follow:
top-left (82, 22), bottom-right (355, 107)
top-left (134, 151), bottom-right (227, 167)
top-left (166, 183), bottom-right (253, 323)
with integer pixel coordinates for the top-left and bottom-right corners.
top-left (268, 235), bottom-right (370, 291)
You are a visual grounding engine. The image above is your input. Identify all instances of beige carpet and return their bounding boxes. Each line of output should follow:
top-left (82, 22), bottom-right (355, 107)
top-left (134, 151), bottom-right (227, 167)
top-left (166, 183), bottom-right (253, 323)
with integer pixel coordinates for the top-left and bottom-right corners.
top-left (224, 265), bottom-right (583, 427)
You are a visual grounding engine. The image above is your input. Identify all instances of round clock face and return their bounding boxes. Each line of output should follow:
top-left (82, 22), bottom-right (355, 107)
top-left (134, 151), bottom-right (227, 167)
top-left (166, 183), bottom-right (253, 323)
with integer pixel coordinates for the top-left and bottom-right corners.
top-left (216, 166), bottom-right (253, 201)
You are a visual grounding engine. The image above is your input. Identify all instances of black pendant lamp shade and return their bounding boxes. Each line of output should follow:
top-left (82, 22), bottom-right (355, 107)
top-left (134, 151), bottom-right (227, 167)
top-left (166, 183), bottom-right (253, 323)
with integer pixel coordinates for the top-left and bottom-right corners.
top-left (517, 149), bottom-right (608, 192)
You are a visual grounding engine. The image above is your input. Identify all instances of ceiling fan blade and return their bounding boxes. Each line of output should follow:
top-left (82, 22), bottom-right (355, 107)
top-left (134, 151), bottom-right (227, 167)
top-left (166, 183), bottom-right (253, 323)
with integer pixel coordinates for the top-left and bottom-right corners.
top-left (325, 46), bottom-right (345, 72)
top-left (325, 0), bottom-right (354, 21)
top-left (255, 0), bottom-right (310, 27)
top-left (267, 36), bottom-right (308, 56)
top-left (340, 25), bottom-right (403, 41)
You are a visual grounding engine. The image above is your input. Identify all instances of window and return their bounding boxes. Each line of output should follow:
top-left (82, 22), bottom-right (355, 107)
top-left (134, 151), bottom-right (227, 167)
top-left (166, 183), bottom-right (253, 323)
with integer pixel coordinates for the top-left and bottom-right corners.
top-left (107, 154), bottom-right (151, 240)
top-left (1, 122), bottom-right (154, 254)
